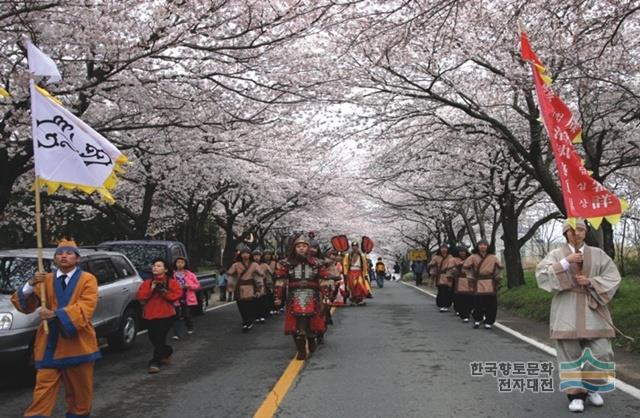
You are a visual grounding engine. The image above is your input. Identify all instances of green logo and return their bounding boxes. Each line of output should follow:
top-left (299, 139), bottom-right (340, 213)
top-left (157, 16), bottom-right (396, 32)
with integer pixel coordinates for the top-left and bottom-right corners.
top-left (559, 348), bottom-right (615, 392)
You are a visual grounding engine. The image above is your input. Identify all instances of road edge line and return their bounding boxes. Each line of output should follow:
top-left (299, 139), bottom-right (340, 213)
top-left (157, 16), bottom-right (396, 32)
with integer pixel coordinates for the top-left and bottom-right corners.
top-left (205, 301), bottom-right (235, 312)
top-left (399, 280), bottom-right (640, 400)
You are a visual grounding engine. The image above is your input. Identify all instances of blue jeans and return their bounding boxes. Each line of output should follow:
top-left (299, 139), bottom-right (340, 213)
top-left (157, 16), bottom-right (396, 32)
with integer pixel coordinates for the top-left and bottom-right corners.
top-left (376, 272), bottom-right (385, 288)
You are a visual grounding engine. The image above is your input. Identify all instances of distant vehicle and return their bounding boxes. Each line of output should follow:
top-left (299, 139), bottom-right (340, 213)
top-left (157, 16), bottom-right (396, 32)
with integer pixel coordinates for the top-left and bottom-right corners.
top-left (97, 240), bottom-right (217, 315)
top-left (0, 248), bottom-right (143, 366)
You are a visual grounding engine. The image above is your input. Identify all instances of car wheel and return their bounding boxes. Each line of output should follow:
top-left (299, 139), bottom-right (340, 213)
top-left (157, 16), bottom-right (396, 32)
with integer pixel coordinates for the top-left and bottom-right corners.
top-left (107, 307), bottom-right (138, 350)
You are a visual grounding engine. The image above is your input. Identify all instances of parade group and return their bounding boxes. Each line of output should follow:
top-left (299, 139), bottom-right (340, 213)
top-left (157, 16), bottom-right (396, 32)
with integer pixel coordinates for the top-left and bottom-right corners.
top-left (224, 233), bottom-right (382, 362)
top-left (10, 218), bottom-right (623, 416)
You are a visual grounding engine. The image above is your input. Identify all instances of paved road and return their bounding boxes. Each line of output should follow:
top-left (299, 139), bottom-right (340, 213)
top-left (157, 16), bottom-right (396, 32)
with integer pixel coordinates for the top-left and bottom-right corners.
top-left (277, 281), bottom-right (640, 418)
top-left (2, 282), bottom-right (640, 417)
top-left (0, 302), bottom-right (293, 418)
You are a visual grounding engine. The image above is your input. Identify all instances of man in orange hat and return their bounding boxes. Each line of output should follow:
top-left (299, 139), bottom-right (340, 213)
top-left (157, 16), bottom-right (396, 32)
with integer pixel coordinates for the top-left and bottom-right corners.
top-left (12, 239), bottom-right (101, 418)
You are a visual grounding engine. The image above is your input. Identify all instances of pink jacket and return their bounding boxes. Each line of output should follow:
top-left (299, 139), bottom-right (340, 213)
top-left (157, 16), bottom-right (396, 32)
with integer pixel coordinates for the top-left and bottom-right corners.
top-left (173, 270), bottom-right (201, 306)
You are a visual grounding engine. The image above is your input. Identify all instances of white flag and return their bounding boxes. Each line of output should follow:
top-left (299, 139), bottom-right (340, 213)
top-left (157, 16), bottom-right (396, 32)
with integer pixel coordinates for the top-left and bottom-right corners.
top-left (31, 83), bottom-right (127, 203)
top-left (26, 40), bottom-right (61, 83)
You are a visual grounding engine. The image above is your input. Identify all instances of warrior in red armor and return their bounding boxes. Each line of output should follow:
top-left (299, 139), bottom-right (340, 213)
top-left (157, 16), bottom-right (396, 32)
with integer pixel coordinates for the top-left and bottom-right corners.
top-left (274, 233), bottom-right (331, 360)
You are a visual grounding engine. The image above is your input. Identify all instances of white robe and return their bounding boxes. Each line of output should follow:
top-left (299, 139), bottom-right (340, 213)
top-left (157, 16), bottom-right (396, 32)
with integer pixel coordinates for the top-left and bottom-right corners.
top-left (535, 244), bottom-right (620, 339)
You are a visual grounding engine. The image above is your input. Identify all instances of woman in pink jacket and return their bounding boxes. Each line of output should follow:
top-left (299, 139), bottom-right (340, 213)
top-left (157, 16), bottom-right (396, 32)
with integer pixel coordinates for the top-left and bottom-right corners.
top-left (171, 257), bottom-right (201, 339)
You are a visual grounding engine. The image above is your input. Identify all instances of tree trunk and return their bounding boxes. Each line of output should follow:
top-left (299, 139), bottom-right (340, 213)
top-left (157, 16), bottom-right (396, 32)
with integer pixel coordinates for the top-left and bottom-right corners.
top-left (443, 216), bottom-right (456, 245)
top-left (222, 226), bottom-right (239, 268)
top-left (473, 200), bottom-right (486, 242)
top-left (182, 206), bottom-right (201, 270)
top-left (601, 219), bottom-right (615, 259)
top-left (131, 182), bottom-right (156, 239)
top-left (618, 217), bottom-right (627, 276)
top-left (0, 148), bottom-right (32, 217)
top-left (499, 187), bottom-right (525, 288)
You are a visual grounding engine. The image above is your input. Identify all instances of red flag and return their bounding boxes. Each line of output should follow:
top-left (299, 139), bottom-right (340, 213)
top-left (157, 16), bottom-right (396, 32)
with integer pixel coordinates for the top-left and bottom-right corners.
top-left (520, 31), bottom-right (627, 228)
top-left (520, 32), bottom-right (542, 67)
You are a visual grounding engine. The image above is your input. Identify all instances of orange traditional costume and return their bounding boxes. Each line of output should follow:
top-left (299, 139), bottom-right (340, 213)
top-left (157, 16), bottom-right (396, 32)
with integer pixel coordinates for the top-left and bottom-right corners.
top-left (12, 240), bottom-right (101, 418)
top-left (342, 242), bottom-right (370, 306)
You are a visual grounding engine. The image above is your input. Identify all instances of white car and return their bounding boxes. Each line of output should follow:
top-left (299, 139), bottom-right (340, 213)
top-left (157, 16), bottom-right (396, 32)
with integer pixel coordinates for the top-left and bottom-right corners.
top-left (0, 248), bottom-right (143, 366)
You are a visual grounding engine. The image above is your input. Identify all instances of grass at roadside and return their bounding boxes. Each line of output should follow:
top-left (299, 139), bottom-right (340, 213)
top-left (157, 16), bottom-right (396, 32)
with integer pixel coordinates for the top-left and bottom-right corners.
top-left (498, 271), bottom-right (640, 352)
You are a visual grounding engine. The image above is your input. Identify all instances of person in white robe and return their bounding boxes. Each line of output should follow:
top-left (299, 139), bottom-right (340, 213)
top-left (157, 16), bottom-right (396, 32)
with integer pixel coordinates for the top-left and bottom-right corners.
top-left (536, 218), bottom-right (621, 413)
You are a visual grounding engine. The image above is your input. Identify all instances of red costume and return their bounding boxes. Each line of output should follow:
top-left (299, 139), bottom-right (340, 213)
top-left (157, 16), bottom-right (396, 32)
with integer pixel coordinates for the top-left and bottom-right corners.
top-left (342, 244), bottom-right (369, 305)
top-left (275, 234), bottom-right (331, 360)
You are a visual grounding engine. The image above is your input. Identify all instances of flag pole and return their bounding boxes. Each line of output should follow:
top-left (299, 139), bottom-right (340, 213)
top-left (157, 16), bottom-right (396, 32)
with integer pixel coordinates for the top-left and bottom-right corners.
top-left (30, 76), bottom-right (49, 333)
top-left (33, 147), bottom-right (49, 334)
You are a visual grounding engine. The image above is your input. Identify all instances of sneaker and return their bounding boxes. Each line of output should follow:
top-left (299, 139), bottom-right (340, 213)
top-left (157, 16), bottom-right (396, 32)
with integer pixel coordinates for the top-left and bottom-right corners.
top-left (171, 335), bottom-right (180, 340)
top-left (246, 322), bottom-right (254, 330)
top-left (484, 324), bottom-right (493, 329)
top-left (587, 392), bottom-right (604, 406)
top-left (160, 356), bottom-right (171, 365)
top-left (462, 318), bottom-right (469, 323)
top-left (187, 330), bottom-right (194, 335)
top-left (148, 364), bottom-right (161, 374)
top-left (568, 399), bottom-right (584, 413)
top-left (473, 322), bottom-right (480, 329)
top-left (258, 317), bottom-right (266, 323)
top-left (439, 307), bottom-right (449, 312)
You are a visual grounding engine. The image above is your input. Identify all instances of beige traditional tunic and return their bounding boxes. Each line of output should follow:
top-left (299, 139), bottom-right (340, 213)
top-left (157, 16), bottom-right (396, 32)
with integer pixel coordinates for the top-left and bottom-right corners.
top-left (260, 262), bottom-right (274, 294)
top-left (462, 253), bottom-right (502, 294)
top-left (227, 261), bottom-right (264, 301)
top-left (535, 244), bottom-right (620, 339)
top-left (319, 258), bottom-right (339, 298)
top-left (428, 254), bottom-right (458, 287)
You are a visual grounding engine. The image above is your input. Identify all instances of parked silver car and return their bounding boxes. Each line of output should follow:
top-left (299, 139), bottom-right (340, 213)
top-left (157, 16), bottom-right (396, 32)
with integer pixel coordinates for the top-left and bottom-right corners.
top-left (0, 248), bottom-right (143, 365)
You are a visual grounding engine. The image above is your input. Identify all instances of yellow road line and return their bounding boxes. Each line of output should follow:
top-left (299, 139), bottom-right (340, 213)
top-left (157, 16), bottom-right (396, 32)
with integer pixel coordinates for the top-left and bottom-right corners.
top-left (253, 356), bottom-right (305, 418)
top-left (254, 305), bottom-right (338, 418)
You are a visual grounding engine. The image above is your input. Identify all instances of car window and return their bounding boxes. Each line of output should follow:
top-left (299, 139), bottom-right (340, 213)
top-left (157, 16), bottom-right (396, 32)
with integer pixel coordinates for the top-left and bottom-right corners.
top-left (98, 244), bottom-right (165, 274)
top-left (88, 258), bottom-right (119, 285)
top-left (0, 257), bottom-right (52, 294)
top-left (111, 255), bottom-right (136, 278)
top-left (170, 245), bottom-right (184, 262)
